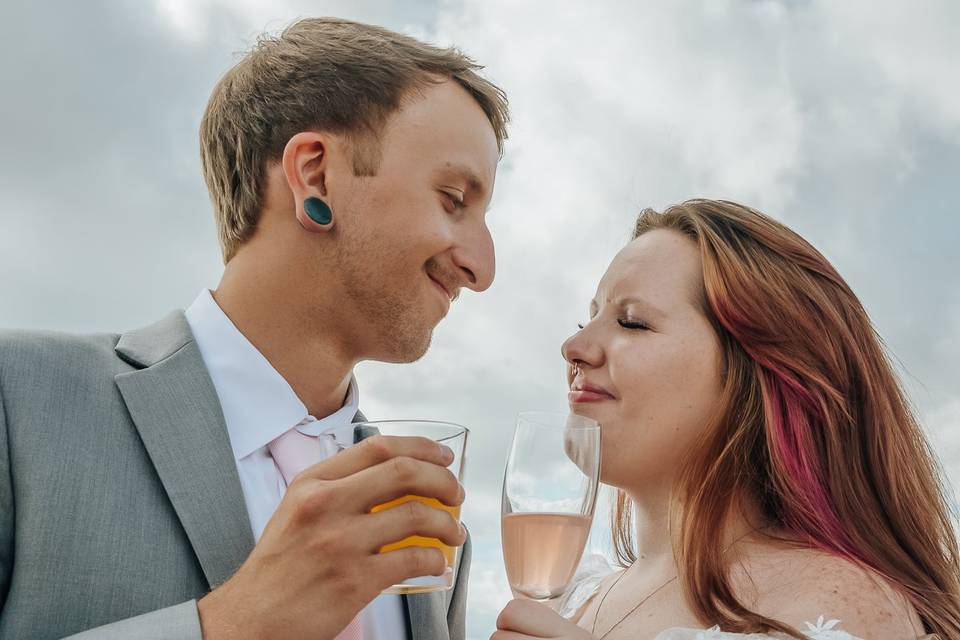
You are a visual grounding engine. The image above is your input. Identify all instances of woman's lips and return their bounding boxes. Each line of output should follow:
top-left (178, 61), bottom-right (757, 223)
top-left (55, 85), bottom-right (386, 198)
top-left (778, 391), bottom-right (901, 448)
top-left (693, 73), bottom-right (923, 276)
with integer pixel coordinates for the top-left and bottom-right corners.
top-left (568, 389), bottom-right (613, 403)
top-left (568, 383), bottom-right (615, 403)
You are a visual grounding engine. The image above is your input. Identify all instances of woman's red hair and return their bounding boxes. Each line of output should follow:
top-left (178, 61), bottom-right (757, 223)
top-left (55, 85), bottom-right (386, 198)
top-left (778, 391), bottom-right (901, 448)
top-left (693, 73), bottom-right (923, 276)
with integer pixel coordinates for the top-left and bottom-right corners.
top-left (612, 199), bottom-right (960, 638)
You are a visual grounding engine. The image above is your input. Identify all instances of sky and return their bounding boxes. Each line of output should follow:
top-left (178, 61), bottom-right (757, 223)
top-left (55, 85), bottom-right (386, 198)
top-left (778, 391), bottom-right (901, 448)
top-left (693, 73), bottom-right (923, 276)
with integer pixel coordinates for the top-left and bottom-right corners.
top-left (1, 0), bottom-right (958, 637)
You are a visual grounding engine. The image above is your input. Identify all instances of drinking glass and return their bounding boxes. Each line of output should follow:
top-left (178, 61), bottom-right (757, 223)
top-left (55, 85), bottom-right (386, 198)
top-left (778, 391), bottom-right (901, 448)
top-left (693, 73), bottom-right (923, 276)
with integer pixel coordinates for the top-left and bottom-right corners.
top-left (501, 411), bottom-right (601, 600)
top-left (354, 420), bottom-right (468, 595)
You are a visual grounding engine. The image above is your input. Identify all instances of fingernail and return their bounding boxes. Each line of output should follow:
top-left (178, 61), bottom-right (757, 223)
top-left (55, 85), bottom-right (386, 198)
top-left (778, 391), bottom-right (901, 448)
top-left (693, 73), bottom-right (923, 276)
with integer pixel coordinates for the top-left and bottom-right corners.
top-left (440, 445), bottom-right (454, 464)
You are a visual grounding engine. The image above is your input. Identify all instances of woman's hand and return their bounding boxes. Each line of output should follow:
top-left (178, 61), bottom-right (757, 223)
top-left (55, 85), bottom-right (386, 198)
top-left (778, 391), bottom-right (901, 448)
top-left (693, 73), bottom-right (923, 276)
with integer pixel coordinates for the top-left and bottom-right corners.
top-left (492, 599), bottom-right (597, 639)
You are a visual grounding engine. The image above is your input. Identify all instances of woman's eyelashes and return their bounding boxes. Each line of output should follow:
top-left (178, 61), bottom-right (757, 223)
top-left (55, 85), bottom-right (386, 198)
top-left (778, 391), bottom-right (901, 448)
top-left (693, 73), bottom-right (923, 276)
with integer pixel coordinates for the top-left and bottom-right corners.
top-left (577, 317), bottom-right (651, 331)
top-left (618, 318), bottom-right (650, 331)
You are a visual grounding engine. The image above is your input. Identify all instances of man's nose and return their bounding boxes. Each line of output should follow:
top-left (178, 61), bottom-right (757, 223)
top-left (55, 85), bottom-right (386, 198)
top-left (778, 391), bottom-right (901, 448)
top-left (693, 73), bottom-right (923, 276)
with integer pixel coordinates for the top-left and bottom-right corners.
top-left (451, 222), bottom-right (495, 293)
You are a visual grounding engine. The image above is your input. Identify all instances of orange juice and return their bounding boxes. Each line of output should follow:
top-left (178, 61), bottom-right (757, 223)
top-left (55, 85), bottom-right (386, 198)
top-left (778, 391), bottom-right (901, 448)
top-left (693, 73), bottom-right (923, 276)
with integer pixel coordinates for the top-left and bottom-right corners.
top-left (372, 495), bottom-right (462, 566)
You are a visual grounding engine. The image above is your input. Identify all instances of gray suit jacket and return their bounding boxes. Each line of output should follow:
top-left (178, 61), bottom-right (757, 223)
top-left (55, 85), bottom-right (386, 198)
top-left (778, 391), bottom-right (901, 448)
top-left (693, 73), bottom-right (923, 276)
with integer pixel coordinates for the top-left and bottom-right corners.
top-left (0, 311), bottom-right (469, 639)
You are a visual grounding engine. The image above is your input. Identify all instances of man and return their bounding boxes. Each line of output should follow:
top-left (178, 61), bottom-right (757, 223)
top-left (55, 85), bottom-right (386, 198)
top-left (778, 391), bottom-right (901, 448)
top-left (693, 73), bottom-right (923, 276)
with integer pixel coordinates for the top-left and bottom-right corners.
top-left (0, 17), bottom-right (508, 640)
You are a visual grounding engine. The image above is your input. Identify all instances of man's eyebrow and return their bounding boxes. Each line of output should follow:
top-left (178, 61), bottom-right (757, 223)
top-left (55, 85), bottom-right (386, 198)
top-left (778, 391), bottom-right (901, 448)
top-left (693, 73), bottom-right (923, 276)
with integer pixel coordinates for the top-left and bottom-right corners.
top-left (441, 162), bottom-right (487, 195)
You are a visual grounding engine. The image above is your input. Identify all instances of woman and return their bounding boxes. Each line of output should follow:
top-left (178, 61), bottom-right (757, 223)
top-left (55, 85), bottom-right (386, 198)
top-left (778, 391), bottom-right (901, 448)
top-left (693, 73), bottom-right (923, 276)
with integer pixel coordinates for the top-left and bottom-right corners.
top-left (494, 200), bottom-right (959, 639)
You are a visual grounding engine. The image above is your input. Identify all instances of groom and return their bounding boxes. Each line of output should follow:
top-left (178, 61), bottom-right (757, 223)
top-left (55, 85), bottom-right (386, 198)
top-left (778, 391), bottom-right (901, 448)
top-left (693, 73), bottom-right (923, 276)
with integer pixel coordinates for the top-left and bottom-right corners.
top-left (0, 17), bottom-right (508, 640)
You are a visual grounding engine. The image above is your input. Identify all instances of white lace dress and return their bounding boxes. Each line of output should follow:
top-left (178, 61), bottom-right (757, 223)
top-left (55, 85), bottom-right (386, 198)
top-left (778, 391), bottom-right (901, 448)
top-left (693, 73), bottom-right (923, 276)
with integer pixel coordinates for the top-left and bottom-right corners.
top-left (557, 555), bottom-right (863, 640)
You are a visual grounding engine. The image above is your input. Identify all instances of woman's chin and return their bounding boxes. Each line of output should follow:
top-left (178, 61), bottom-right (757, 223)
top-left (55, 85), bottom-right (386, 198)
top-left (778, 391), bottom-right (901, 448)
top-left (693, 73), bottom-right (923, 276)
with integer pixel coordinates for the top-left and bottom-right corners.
top-left (568, 402), bottom-right (610, 423)
top-left (569, 399), bottom-right (594, 411)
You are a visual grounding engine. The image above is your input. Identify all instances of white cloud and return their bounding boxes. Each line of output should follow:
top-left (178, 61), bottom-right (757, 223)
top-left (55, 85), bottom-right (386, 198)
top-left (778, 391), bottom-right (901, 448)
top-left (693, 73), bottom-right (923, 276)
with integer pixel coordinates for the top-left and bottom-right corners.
top-left (923, 398), bottom-right (960, 503)
top-left (152, 0), bottom-right (442, 43)
top-left (1, 1), bottom-right (958, 638)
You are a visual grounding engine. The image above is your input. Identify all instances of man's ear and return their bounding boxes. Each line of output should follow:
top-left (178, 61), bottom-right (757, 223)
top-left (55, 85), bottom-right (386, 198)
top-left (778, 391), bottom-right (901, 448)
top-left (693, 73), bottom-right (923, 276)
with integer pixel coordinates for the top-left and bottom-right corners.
top-left (282, 131), bottom-right (336, 232)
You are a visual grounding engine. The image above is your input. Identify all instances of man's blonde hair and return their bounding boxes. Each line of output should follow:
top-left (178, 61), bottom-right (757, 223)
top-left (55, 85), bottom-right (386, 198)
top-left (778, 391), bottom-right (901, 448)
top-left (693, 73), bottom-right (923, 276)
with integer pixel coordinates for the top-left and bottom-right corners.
top-left (200, 17), bottom-right (509, 262)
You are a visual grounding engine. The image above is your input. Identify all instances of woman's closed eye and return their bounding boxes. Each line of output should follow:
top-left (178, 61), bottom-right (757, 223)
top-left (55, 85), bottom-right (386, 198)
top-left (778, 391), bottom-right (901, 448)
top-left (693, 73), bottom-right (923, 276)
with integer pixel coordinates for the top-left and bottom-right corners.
top-left (576, 318), bottom-right (651, 331)
top-left (618, 318), bottom-right (650, 330)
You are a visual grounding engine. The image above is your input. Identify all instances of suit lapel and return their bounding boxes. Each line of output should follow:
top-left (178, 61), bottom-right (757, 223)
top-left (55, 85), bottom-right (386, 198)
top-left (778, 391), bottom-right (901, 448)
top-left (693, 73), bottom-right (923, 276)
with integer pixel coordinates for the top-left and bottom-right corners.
top-left (114, 311), bottom-right (254, 589)
top-left (406, 592), bottom-right (449, 640)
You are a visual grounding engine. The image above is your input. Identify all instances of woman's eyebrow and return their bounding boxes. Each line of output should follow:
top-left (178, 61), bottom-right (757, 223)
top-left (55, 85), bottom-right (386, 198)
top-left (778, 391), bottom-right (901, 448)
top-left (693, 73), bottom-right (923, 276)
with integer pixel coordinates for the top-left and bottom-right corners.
top-left (620, 297), bottom-right (666, 315)
top-left (591, 296), bottom-right (667, 321)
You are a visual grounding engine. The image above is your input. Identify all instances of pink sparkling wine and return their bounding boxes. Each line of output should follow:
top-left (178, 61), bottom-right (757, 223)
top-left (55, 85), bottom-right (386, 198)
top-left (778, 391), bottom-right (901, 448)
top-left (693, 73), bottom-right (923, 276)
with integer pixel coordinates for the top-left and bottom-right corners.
top-left (501, 512), bottom-right (592, 600)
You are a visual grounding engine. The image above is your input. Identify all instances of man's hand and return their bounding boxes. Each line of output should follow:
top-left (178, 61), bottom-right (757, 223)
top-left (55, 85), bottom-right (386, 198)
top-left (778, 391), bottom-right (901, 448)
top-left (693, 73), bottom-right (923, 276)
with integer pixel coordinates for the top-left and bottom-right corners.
top-left (492, 599), bottom-right (597, 639)
top-left (198, 435), bottom-right (466, 640)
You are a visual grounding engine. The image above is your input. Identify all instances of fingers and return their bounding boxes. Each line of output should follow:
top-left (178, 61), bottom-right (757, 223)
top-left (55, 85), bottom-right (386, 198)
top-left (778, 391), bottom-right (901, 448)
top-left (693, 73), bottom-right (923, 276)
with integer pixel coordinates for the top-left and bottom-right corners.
top-left (361, 499), bottom-right (465, 552)
top-left (490, 632), bottom-right (532, 640)
top-left (303, 435), bottom-right (454, 481)
top-left (368, 545), bottom-right (449, 588)
top-left (496, 599), bottom-right (569, 635)
top-left (276, 436), bottom-right (462, 529)
top-left (347, 455), bottom-right (464, 511)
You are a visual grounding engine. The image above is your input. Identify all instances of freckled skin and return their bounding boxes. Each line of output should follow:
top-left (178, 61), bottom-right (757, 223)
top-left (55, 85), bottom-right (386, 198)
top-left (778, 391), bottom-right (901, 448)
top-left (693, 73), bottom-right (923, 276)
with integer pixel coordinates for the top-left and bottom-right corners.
top-left (561, 230), bottom-right (724, 494)
top-left (561, 230), bottom-right (925, 639)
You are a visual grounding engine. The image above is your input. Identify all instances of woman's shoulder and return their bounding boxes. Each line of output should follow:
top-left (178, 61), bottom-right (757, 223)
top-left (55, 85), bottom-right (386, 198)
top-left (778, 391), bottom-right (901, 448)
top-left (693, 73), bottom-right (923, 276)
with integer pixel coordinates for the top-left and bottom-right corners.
top-left (729, 543), bottom-right (924, 639)
top-left (654, 616), bottom-right (865, 639)
top-left (559, 546), bottom-right (925, 638)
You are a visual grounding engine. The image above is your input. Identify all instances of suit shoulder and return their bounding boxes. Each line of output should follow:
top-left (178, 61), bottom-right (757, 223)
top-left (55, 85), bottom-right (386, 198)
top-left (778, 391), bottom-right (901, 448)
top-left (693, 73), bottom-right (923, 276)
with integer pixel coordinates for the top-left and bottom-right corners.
top-left (0, 327), bottom-right (123, 378)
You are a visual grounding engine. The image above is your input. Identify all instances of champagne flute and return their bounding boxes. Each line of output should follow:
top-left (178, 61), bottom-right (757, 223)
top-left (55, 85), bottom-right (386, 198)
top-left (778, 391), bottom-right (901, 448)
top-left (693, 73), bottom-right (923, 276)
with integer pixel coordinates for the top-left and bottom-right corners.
top-left (501, 411), bottom-right (601, 600)
top-left (355, 420), bottom-right (468, 595)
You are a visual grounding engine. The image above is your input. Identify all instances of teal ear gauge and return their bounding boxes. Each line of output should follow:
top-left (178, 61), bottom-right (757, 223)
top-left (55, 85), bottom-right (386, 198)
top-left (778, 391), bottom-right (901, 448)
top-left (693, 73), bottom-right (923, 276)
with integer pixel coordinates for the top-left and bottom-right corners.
top-left (303, 197), bottom-right (333, 225)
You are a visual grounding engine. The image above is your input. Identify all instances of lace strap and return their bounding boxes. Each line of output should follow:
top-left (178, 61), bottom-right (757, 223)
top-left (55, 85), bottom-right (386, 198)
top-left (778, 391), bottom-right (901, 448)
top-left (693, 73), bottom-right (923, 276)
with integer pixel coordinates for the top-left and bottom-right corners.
top-left (555, 553), bottom-right (616, 619)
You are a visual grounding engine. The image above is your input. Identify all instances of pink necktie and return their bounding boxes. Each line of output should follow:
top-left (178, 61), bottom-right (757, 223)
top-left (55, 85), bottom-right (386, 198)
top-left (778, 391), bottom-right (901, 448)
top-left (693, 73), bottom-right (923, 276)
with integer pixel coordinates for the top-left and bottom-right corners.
top-left (268, 427), bottom-right (364, 640)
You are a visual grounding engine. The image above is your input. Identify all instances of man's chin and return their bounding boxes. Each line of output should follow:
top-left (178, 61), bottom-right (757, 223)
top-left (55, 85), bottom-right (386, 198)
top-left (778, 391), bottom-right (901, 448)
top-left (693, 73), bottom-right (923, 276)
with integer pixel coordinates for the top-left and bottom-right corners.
top-left (381, 330), bottom-right (434, 364)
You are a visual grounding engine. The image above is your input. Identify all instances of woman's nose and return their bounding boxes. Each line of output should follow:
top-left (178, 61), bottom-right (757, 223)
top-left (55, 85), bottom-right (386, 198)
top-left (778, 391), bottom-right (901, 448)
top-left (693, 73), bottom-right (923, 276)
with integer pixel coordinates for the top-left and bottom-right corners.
top-left (561, 325), bottom-right (603, 372)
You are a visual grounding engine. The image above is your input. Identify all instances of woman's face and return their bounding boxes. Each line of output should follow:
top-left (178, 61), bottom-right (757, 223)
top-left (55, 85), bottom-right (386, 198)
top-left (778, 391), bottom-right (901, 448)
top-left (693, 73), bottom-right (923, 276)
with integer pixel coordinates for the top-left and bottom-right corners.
top-left (561, 229), bottom-right (724, 493)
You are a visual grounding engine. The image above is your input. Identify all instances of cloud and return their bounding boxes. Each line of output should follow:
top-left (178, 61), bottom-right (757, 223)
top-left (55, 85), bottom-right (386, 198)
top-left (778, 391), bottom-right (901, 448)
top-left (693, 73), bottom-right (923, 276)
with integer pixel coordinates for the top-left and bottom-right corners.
top-left (418, 0), bottom-right (960, 634)
top-left (1, 1), bottom-right (957, 638)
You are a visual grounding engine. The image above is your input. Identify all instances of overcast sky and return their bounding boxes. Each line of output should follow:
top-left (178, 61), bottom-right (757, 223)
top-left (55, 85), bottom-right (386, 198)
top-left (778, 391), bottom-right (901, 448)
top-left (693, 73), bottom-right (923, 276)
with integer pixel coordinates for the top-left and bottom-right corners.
top-left (1, 1), bottom-right (958, 637)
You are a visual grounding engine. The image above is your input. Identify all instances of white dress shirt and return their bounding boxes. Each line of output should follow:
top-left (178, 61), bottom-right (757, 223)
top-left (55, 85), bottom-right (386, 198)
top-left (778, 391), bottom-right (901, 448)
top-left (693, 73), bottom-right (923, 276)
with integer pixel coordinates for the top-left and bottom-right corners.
top-left (185, 289), bottom-right (408, 639)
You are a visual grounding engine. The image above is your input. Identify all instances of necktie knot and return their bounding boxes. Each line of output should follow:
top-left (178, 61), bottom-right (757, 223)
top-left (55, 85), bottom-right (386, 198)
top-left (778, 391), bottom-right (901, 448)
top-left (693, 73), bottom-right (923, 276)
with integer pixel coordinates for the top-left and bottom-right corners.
top-left (267, 427), bottom-right (340, 486)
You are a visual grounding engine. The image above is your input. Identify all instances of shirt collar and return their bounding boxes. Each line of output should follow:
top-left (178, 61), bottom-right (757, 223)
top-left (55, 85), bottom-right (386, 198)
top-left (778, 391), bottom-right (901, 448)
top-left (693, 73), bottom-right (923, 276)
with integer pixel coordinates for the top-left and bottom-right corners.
top-left (184, 289), bottom-right (360, 460)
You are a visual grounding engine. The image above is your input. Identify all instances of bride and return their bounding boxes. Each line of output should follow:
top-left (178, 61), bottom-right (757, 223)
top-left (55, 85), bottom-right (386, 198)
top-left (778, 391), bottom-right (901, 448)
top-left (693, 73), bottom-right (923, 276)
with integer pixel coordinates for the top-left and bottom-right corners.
top-left (493, 200), bottom-right (958, 639)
